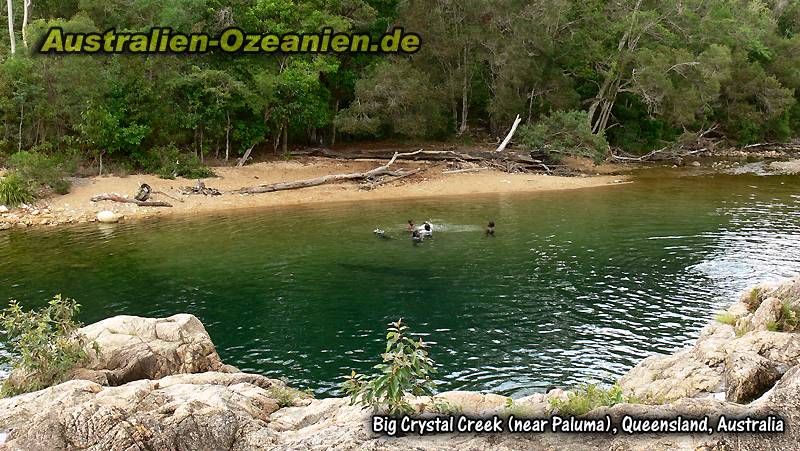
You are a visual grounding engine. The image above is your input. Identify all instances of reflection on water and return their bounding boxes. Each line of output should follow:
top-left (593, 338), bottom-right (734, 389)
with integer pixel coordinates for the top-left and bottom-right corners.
top-left (2, 171), bottom-right (800, 397)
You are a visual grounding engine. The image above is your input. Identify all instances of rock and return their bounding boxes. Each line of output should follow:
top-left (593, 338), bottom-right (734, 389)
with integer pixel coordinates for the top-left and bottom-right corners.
top-left (725, 351), bottom-right (780, 403)
top-left (0, 205), bottom-right (7, 213)
top-left (0, 372), bottom-right (287, 451)
top-left (769, 160), bottom-right (800, 175)
top-left (693, 321), bottom-right (735, 366)
top-left (75, 314), bottom-right (229, 385)
top-left (730, 331), bottom-right (800, 368)
top-left (751, 297), bottom-right (783, 331)
top-left (96, 210), bottom-right (121, 223)
top-left (691, 161), bottom-right (701, 167)
top-left (431, 391), bottom-right (510, 417)
top-left (619, 349), bottom-right (723, 402)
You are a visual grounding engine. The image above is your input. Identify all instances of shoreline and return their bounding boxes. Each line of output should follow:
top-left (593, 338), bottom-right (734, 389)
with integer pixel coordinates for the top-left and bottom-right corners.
top-left (0, 156), bottom-right (628, 229)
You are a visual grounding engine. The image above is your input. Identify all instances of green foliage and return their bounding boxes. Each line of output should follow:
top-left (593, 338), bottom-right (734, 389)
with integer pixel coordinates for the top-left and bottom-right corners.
top-left (141, 145), bottom-right (215, 179)
top-left (0, 295), bottom-right (97, 397)
top-left (779, 302), bottom-right (800, 332)
top-left (715, 312), bottom-right (736, 326)
top-left (549, 384), bottom-right (632, 416)
top-left (342, 319), bottom-right (437, 417)
top-left (745, 287), bottom-right (767, 312)
top-left (335, 60), bottom-right (449, 139)
top-left (766, 320), bottom-right (780, 332)
top-left (1, 0), bottom-right (800, 164)
top-left (518, 110), bottom-right (610, 163)
top-left (7, 151), bottom-right (72, 195)
top-left (267, 384), bottom-right (314, 408)
top-left (0, 172), bottom-right (34, 207)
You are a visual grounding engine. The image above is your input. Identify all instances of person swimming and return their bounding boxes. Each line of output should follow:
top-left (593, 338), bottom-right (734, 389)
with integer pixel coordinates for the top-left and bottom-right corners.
top-left (411, 229), bottom-right (423, 243)
top-left (374, 228), bottom-right (390, 239)
top-left (419, 222), bottom-right (433, 238)
top-left (486, 221), bottom-right (495, 237)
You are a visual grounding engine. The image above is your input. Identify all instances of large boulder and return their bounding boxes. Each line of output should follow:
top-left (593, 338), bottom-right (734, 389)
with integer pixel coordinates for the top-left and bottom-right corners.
top-left (618, 349), bottom-right (723, 402)
top-left (76, 314), bottom-right (235, 385)
top-left (751, 297), bottom-right (783, 331)
top-left (724, 351), bottom-right (780, 403)
top-left (0, 372), bottom-right (291, 450)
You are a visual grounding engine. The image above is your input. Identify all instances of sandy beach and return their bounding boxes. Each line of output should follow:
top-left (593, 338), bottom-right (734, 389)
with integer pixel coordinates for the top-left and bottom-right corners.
top-left (0, 156), bottom-right (628, 228)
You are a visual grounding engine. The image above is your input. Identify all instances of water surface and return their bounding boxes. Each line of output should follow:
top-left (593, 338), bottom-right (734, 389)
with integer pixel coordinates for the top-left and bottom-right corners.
top-left (2, 170), bottom-right (800, 397)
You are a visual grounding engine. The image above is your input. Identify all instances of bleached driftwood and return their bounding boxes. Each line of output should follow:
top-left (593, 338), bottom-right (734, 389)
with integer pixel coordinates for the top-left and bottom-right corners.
top-left (91, 194), bottom-right (172, 207)
top-left (236, 150), bottom-right (424, 194)
top-left (443, 167), bottom-right (489, 174)
top-left (495, 114), bottom-right (522, 152)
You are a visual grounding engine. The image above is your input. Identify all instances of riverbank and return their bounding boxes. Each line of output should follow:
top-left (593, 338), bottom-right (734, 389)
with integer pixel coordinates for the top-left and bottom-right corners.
top-left (0, 156), bottom-right (627, 229)
top-left (1, 278), bottom-right (799, 449)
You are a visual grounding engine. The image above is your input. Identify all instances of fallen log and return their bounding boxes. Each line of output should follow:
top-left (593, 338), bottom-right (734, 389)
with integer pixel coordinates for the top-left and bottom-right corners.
top-left (236, 150), bottom-right (423, 195)
top-left (236, 144), bottom-right (256, 168)
top-left (91, 194), bottom-right (173, 207)
top-left (443, 167), bottom-right (490, 174)
top-left (495, 114), bottom-right (522, 152)
top-left (362, 168), bottom-right (423, 190)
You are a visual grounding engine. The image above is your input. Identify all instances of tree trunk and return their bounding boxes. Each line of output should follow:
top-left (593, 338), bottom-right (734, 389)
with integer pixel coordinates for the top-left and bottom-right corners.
top-left (199, 125), bottom-right (204, 163)
top-left (588, 0), bottom-right (642, 135)
top-left (6, 0), bottom-right (15, 55)
top-left (21, 0), bottom-right (30, 48)
top-left (458, 46), bottom-right (469, 135)
top-left (18, 103), bottom-right (23, 152)
top-left (281, 121), bottom-right (288, 154)
top-left (225, 111), bottom-right (231, 161)
top-left (331, 99), bottom-right (339, 147)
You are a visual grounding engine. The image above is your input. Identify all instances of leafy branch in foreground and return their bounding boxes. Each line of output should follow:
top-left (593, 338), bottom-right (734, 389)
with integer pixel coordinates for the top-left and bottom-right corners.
top-left (342, 319), bottom-right (437, 417)
top-left (0, 295), bottom-right (98, 397)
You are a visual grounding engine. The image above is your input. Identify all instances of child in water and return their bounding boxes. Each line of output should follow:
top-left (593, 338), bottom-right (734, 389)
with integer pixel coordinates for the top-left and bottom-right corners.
top-left (486, 221), bottom-right (495, 237)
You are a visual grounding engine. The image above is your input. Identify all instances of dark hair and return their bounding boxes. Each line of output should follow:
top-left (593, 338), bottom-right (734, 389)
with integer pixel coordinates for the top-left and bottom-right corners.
top-left (408, 220), bottom-right (413, 224)
top-left (488, 221), bottom-right (495, 228)
top-left (424, 223), bottom-right (431, 231)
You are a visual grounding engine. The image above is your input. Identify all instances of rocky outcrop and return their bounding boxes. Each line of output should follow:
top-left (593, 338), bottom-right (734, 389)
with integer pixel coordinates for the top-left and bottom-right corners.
top-left (724, 351), bottom-right (780, 403)
top-left (0, 372), bottom-right (296, 450)
top-left (74, 314), bottom-right (236, 385)
top-left (620, 277), bottom-right (800, 403)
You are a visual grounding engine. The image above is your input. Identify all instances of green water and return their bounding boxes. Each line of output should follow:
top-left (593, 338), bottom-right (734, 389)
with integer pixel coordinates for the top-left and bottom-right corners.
top-left (2, 170), bottom-right (800, 397)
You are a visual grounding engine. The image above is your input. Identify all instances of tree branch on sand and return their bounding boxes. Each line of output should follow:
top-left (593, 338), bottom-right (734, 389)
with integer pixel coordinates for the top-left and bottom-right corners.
top-left (90, 194), bottom-right (173, 207)
top-left (235, 150), bottom-right (426, 195)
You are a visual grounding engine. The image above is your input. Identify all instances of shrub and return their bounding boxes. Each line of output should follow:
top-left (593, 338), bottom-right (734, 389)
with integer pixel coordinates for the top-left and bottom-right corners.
top-left (779, 302), bottom-right (800, 332)
top-left (7, 151), bottom-right (71, 195)
top-left (549, 384), bottom-right (632, 416)
top-left (0, 295), bottom-right (97, 397)
top-left (715, 312), bottom-right (736, 326)
top-left (267, 383), bottom-right (313, 408)
top-left (517, 110), bottom-right (610, 163)
top-left (0, 172), bottom-right (34, 207)
top-left (342, 319), bottom-right (437, 417)
top-left (140, 145), bottom-right (215, 179)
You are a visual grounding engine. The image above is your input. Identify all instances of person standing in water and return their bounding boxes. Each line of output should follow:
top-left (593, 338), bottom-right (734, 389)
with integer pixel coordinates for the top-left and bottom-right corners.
top-left (407, 220), bottom-right (415, 234)
top-left (486, 221), bottom-right (495, 237)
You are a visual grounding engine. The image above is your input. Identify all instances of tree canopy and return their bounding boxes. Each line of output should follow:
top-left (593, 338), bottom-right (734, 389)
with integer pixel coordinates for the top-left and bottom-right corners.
top-left (0, 0), bottom-right (798, 169)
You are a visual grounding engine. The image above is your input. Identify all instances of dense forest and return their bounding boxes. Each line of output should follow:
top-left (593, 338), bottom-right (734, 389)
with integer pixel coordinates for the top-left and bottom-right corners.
top-left (0, 0), bottom-right (799, 176)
